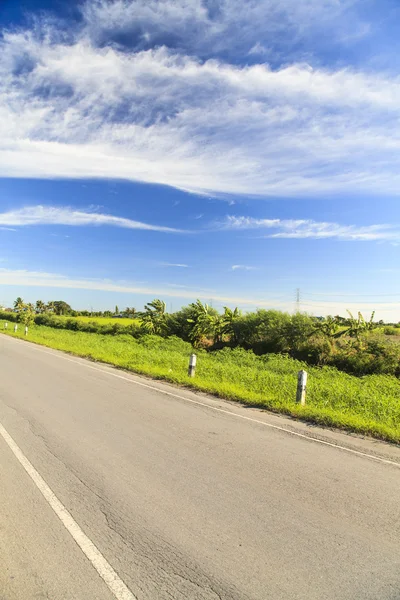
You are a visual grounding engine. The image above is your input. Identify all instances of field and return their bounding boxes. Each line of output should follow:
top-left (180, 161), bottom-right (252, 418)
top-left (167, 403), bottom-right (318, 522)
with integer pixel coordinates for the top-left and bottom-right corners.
top-left (1, 324), bottom-right (400, 444)
top-left (56, 315), bottom-right (139, 326)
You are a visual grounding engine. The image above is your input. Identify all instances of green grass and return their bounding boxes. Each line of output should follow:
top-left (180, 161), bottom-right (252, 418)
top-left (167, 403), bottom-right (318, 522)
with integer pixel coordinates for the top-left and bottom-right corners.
top-left (55, 315), bottom-right (140, 326)
top-left (2, 324), bottom-right (400, 444)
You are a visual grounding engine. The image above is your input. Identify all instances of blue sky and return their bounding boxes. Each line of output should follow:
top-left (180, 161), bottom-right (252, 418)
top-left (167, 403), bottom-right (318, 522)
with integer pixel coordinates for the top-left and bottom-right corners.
top-left (0, 0), bottom-right (400, 319)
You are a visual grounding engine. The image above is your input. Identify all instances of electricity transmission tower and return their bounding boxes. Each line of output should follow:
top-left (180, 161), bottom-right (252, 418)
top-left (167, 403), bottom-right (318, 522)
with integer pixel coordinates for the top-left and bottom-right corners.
top-left (295, 288), bottom-right (301, 313)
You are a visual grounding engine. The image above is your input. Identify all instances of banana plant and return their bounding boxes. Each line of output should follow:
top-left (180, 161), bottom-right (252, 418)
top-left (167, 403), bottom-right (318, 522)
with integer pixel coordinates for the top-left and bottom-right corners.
top-left (219, 306), bottom-right (241, 343)
top-left (339, 310), bottom-right (376, 341)
top-left (314, 315), bottom-right (339, 338)
top-left (186, 299), bottom-right (216, 346)
top-left (139, 299), bottom-right (167, 335)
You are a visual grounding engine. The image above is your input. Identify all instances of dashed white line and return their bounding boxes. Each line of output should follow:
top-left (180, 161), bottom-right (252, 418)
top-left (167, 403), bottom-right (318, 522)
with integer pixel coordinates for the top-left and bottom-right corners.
top-left (2, 334), bottom-right (400, 469)
top-left (0, 421), bottom-right (137, 600)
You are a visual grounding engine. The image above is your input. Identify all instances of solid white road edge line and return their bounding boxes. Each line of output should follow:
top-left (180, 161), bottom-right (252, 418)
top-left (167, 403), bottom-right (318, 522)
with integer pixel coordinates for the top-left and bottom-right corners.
top-left (2, 334), bottom-right (400, 469)
top-left (0, 422), bottom-right (137, 600)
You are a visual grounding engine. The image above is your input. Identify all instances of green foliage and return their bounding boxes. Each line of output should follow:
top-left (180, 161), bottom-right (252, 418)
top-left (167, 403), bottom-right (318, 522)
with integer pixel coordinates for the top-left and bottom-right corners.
top-left (13, 297), bottom-right (25, 312)
top-left (46, 301), bottom-right (55, 313)
top-left (383, 326), bottom-right (398, 336)
top-left (186, 299), bottom-right (218, 346)
top-left (2, 324), bottom-right (400, 444)
top-left (18, 306), bottom-right (35, 327)
top-left (10, 299), bottom-right (35, 326)
top-left (217, 306), bottom-right (241, 343)
top-left (139, 299), bottom-right (167, 335)
top-left (314, 315), bottom-right (339, 338)
top-left (3, 297), bottom-right (400, 379)
top-left (35, 300), bottom-right (46, 314)
top-left (332, 335), bottom-right (400, 376)
top-left (340, 310), bottom-right (376, 340)
top-left (51, 300), bottom-right (72, 315)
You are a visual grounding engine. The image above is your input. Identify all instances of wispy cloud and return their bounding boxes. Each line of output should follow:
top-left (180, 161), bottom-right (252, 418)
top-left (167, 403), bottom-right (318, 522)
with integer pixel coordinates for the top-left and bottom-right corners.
top-left (219, 216), bottom-right (400, 241)
top-left (248, 42), bottom-right (270, 56)
top-left (0, 1), bottom-right (399, 197)
top-left (82, 0), bottom-right (362, 60)
top-left (0, 227), bottom-right (17, 232)
top-left (231, 264), bottom-right (258, 271)
top-left (0, 268), bottom-right (283, 307)
top-left (0, 206), bottom-right (183, 233)
top-left (1, 267), bottom-right (398, 319)
top-left (158, 262), bottom-right (189, 268)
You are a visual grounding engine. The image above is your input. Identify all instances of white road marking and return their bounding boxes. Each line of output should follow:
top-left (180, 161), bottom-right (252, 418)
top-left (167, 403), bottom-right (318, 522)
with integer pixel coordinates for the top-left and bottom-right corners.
top-left (0, 422), bottom-right (137, 600)
top-left (2, 334), bottom-right (400, 469)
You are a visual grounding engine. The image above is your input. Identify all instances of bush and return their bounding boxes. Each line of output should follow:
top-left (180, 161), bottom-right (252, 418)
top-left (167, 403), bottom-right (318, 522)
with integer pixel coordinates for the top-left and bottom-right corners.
top-left (0, 311), bottom-right (18, 322)
top-left (293, 334), bottom-right (334, 365)
top-left (331, 336), bottom-right (400, 376)
top-left (2, 308), bottom-right (400, 379)
top-left (383, 326), bottom-right (398, 336)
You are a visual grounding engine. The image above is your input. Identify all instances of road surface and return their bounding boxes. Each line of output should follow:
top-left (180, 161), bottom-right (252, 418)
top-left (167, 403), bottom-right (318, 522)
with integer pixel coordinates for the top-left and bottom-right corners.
top-left (0, 334), bottom-right (399, 600)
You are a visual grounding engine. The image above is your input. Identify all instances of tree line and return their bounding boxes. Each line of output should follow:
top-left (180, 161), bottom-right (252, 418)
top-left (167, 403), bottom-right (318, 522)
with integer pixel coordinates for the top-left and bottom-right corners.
top-left (10, 298), bottom-right (137, 319)
top-left (3, 297), bottom-right (400, 377)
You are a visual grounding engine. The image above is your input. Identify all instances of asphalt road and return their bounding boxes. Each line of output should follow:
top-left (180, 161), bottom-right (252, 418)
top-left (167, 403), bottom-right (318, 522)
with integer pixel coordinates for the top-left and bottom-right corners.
top-left (1, 334), bottom-right (400, 600)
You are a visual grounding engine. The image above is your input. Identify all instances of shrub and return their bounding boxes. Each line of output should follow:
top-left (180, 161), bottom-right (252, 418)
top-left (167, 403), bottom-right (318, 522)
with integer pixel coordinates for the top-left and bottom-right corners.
top-left (383, 326), bottom-right (398, 336)
top-left (0, 311), bottom-right (18, 323)
top-left (293, 334), bottom-right (334, 366)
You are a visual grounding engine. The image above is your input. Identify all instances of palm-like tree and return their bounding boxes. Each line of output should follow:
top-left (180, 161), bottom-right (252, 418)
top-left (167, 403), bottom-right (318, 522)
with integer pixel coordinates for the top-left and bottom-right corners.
top-left (139, 299), bottom-right (167, 335)
top-left (124, 307), bottom-right (137, 318)
top-left (36, 300), bottom-right (46, 314)
top-left (187, 299), bottom-right (216, 346)
top-left (13, 297), bottom-right (25, 312)
top-left (218, 306), bottom-right (241, 344)
top-left (46, 301), bottom-right (55, 313)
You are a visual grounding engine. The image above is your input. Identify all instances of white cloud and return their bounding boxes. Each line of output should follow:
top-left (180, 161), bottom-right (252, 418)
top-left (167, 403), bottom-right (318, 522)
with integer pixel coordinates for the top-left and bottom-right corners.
top-left (1, 1), bottom-right (399, 197)
top-left (248, 42), bottom-right (270, 56)
top-left (1, 267), bottom-right (398, 319)
top-left (158, 262), bottom-right (189, 267)
top-left (0, 206), bottom-right (183, 233)
top-left (231, 264), bottom-right (258, 270)
top-left (0, 268), bottom-right (285, 308)
top-left (82, 0), bottom-right (360, 59)
top-left (220, 216), bottom-right (400, 241)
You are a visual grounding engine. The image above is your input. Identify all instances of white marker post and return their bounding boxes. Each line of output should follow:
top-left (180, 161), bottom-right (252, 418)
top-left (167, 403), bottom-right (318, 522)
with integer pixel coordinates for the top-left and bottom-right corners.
top-left (4, 322), bottom-right (7, 329)
top-left (296, 370), bottom-right (308, 406)
top-left (188, 353), bottom-right (197, 377)
top-left (25, 326), bottom-right (28, 336)
top-left (14, 324), bottom-right (18, 333)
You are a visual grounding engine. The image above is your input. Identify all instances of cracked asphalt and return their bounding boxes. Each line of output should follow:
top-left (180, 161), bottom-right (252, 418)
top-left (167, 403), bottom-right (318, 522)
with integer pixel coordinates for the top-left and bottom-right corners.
top-left (1, 334), bottom-right (400, 600)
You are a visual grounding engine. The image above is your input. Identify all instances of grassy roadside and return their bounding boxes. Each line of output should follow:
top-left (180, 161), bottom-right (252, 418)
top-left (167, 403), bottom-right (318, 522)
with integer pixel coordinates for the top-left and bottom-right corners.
top-left (1, 325), bottom-right (400, 444)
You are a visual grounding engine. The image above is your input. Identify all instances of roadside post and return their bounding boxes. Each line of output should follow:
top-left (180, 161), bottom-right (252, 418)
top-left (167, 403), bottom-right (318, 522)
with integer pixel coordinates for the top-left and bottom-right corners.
top-left (25, 326), bottom-right (28, 336)
top-left (296, 370), bottom-right (307, 406)
top-left (188, 353), bottom-right (197, 377)
top-left (4, 322), bottom-right (7, 329)
top-left (14, 324), bottom-right (18, 333)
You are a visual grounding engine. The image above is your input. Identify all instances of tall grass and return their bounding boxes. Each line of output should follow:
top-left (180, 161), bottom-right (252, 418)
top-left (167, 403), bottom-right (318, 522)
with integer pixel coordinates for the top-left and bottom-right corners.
top-left (2, 324), bottom-right (400, 444)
